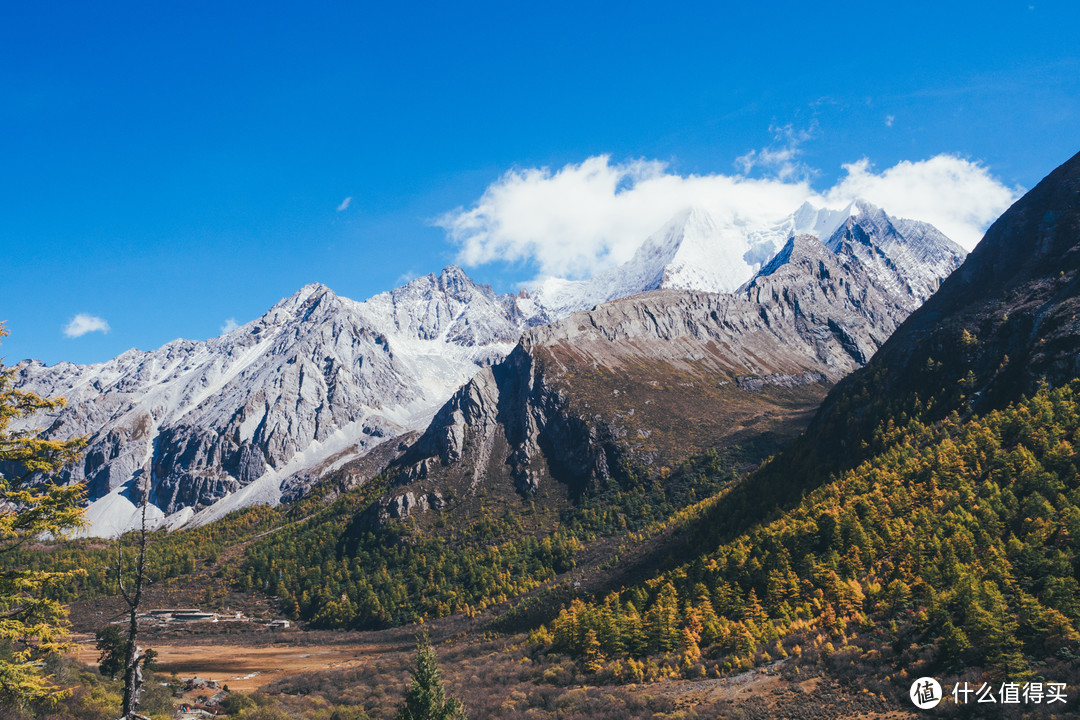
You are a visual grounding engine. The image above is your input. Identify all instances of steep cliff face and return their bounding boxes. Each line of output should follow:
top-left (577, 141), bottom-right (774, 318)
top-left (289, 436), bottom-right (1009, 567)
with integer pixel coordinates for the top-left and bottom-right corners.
top-left (869, 149), bottom-right (1080, 404)
top-left (380, 209), bottom-right (967, 519)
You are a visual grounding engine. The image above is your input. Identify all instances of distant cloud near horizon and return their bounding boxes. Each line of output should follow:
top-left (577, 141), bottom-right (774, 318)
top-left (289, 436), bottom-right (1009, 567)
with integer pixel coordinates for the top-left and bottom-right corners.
top-left (63, 314), bottom-right (110, 338)
top-left (220, 318), bottom-right (239, 334)
top-left (437, 153), bottom-right (1019, 280)
top-left (337, 196), bottom-right (352, 211)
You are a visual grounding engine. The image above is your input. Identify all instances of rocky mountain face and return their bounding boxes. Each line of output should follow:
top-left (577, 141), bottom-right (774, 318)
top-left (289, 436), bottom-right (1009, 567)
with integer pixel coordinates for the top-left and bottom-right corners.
top-left (377, 207), bottom-right (967, 521)
top-left (12, 268), bottom-right (534, 536)
top-left (764, 150), bottom-right (1080, 494)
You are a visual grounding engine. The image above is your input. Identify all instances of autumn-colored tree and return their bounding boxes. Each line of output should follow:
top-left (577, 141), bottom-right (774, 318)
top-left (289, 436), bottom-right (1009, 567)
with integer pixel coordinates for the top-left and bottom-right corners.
top-left (620, 601), bottom-right (647, 656)
top-left (583, 629), bottom-right (605, 674)
top-left (742, 588), bottom-right (766, 626)
top-left (0, 325), bottom-right (86, 704)
top-left (680, 610), bottom-right (702, 666)
top-left (691, 585), bottom-right (721, 646)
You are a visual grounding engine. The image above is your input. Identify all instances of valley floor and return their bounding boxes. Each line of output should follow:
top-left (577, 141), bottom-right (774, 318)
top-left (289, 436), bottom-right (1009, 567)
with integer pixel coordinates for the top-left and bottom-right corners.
top-left (70, 617), bottom-right (917, 720)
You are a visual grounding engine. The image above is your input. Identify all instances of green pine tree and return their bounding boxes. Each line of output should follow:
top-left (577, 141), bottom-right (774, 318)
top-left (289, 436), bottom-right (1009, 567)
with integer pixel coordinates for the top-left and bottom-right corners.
top-left (647, 581), bottom-right (680, 652)
top-left (938, 620), bottom-right (970, 672)
top-left (395, 634), bottom-right (467, 720)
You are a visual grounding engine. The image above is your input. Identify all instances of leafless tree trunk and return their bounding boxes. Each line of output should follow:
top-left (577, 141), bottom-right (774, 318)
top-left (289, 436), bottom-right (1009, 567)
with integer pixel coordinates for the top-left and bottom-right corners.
top-left (117, 471), bottom-right (150, 719)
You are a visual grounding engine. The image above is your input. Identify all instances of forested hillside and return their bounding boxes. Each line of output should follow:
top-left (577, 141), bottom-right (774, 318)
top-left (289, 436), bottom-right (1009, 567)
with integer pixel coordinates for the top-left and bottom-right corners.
top-left (541, 383), bottom-right (1080, 691)
top-left (241, 447), bottom-right (745, 628)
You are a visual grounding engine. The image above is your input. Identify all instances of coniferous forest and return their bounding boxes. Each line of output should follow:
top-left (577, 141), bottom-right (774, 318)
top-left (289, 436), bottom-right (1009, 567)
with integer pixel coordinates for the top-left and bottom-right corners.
top-left (542, 383), bottom-right (1080, 683)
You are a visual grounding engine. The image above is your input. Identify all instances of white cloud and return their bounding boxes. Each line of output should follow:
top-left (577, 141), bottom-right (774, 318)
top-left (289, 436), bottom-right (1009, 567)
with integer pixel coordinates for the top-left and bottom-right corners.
top-left (825, 155), bottom-right (1021, 250)
top-left (220, 318), bottom-right (239, 334)
top-left (63, 314), bottom-right (110, 338)
top-left (437, 153), bottom-right (1019, 278)
top-left (885, 115), bottom-right (895, 127)
top-left (437, 156), bottom-right (812, 279)
top-left (337, 196), bottom-right (352, 212)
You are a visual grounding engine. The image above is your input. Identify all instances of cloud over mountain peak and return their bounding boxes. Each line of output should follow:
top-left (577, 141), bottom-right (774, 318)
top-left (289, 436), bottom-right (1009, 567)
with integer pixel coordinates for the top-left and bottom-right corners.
top-left (437, 154), bottom-right (1019, 285)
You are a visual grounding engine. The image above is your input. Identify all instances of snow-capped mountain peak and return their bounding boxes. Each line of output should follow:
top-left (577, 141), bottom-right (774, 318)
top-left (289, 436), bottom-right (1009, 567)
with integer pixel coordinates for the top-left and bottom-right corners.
top-left (528, 198), bottom-right (967, 320)
top-left (787, 200), bottom-right (859, 241)
top-left (527, 204), bottom-right (762, 317)
top-left (820, 200), bottom-right (968, 300)
top-left (657, 204), bottom-right (774, 293)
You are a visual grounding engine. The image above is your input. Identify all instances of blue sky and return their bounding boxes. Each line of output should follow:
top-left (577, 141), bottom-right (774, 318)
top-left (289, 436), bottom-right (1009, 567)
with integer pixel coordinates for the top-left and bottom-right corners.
top-left (2, 1), bottom-right (1078, 365)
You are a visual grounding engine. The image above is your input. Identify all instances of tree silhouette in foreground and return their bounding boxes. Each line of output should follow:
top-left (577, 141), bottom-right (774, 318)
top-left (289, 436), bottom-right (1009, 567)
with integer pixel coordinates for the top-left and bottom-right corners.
top-left (395, 633), bottom-right (467, 720)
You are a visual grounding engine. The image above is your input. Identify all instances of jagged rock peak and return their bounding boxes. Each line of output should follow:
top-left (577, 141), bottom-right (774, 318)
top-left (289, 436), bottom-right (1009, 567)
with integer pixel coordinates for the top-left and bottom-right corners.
top-left (280, 281), bottom-right (336, 305)
top-left (254, 281), bottom-right (349, 329)
top-left (385, 265), bottom-right (498, 304)
top-left (437, 264), bottom-right (475, 290)
top-left (753, 234), bottom-right (825, 279)
top-left (430, 264), bottom-right (500, 303)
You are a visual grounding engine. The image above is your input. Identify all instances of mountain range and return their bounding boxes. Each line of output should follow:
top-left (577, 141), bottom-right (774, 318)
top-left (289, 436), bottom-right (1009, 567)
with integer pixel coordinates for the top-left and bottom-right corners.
top-left (11, 150), bottom-right (1080, 720)
top-left (12, 199), bottom-right (966, 536)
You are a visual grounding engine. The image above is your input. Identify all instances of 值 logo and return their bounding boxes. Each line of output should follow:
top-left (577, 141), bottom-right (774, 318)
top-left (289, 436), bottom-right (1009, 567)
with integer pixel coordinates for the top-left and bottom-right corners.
top-left (910, 677), bottom-right (943, 709)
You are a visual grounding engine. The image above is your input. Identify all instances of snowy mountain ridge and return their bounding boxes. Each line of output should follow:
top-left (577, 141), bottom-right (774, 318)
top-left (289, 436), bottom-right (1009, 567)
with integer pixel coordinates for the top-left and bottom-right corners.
top-left (376, 210), bottom-right (967, 518)
top-left (525, 198), bottom-right (916, 316)
top-left (12, 198), bottom-right (965, 536)
top-left (13, 268), bottom-right (532, 536)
